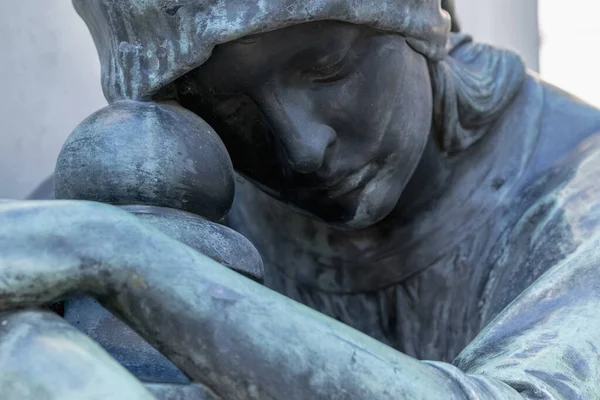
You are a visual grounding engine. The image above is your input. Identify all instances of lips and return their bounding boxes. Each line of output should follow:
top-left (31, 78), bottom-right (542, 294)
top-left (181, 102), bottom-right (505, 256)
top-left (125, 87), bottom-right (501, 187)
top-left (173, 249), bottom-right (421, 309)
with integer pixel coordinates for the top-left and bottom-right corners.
top-left (326, 163), bottom-right (376, 198)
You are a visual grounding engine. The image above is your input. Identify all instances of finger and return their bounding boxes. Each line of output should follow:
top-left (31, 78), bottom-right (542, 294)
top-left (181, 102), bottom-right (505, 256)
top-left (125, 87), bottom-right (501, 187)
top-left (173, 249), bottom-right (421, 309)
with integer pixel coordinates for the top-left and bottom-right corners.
top-left (121, 205), bottom-right (263, 282)
top-left (0, 200), bottom-right (145, 308)
top-left (0, 310), bottom-right (155, 400)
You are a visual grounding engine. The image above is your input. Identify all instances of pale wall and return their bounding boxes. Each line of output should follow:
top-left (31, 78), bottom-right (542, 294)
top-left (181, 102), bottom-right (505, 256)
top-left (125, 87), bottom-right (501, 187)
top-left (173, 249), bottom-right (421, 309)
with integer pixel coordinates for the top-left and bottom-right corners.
top-left (0, 1), bottom-right (540, 199)
top-left (539, 0), bottom-right (600, 107)
top-left (456, 0), bottom-right (540, 71)
top-left (0, 1), bottom-right (105, 199)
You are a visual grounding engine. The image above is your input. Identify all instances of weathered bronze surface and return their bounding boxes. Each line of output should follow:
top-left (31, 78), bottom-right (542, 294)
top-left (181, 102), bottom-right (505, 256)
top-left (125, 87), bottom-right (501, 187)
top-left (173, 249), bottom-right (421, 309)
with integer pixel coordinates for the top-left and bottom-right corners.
top-left (3, 0), bottom-right (600, 399)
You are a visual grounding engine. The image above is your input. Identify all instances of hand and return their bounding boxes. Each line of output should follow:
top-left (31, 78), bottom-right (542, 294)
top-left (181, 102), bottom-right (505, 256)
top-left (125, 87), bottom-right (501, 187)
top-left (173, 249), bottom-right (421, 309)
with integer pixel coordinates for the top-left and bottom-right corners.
top-left (0, 310), bottom-right (155, 400)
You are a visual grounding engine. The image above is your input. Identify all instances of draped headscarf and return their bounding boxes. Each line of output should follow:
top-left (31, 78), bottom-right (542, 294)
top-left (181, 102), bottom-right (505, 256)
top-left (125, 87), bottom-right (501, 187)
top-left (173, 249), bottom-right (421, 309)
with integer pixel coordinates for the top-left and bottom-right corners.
top-left (73, 0), bottom-right (451, 103)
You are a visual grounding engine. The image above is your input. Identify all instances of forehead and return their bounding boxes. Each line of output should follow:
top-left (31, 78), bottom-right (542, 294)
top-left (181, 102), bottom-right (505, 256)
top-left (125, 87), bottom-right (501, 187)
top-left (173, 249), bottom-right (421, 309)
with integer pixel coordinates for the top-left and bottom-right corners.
top-left (197, 21), bottom-right (366, 80)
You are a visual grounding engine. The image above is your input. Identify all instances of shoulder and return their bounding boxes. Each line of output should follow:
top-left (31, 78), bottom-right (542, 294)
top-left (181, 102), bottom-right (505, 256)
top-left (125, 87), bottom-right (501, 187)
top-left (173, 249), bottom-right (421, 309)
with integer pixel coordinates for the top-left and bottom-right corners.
top-left (522, 130), bottom-right (600, 242)
top-left (513, 82), bottom-right (600, 265)
top-left (526, 80), bottom-right (600, 177)
top-left (546, 134), bottom-right (600, 243)
top-left (483, 133), bottom-right (600, 320)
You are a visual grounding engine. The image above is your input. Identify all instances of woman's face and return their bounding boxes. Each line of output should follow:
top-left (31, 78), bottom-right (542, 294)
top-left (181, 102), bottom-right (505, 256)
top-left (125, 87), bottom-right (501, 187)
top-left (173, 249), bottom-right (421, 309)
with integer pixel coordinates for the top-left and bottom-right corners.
top-left (177, 21), bottom-right (433, 230)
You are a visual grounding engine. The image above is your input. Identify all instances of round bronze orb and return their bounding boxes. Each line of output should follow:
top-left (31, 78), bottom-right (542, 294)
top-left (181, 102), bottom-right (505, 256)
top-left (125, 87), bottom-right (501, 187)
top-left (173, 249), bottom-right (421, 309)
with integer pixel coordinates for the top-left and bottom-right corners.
top-left (55, 101), bottom-right (235, 221)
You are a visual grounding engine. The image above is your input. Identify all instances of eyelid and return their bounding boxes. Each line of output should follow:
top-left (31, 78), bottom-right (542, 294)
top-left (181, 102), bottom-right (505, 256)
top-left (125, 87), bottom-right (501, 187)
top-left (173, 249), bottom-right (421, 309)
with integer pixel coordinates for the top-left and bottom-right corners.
top-left (312, 48), bottom-right (351, 71)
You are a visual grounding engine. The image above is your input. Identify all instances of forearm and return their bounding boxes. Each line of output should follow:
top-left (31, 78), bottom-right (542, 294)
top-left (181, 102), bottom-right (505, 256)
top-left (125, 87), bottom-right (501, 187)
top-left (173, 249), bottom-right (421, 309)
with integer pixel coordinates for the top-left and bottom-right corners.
top-left (0, 200), bottom-right (521, 400)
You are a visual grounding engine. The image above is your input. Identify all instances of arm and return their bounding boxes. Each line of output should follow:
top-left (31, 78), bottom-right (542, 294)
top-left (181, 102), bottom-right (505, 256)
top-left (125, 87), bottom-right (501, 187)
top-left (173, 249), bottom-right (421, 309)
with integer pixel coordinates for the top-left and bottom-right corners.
top-left (0, 200), bottom-right (522, 400)
top-left (10, 198), bottom-right (597, 399)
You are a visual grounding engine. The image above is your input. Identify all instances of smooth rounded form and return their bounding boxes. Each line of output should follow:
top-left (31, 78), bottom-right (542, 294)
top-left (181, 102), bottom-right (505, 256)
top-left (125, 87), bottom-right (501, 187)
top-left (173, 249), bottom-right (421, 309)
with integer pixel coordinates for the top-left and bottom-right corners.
top-left (55, 101), bottom-right (235, 221)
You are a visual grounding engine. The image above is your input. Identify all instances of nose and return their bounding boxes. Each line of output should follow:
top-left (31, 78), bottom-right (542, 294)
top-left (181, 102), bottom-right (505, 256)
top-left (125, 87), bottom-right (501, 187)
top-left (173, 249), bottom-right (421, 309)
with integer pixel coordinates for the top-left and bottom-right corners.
top-left (256, 88), bottom-right (336, 174)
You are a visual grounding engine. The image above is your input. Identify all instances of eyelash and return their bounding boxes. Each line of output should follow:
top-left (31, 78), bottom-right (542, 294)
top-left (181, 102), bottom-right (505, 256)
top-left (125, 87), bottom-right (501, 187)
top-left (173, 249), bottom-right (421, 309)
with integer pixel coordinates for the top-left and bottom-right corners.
top-left (307, 53), bottom-right (351, 83)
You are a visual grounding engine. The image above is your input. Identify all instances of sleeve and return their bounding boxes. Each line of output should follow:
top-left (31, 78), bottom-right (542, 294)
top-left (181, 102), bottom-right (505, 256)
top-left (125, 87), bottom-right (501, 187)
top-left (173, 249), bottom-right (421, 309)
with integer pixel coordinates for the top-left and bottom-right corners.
top-left (436, 230), bottom-right (600, 399)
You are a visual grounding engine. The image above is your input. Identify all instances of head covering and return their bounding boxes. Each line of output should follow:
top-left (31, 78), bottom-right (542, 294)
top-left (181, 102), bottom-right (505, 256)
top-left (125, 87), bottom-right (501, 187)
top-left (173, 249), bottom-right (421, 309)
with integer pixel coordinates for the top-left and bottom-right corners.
top-left (74, 0), bottom-right (450, 103)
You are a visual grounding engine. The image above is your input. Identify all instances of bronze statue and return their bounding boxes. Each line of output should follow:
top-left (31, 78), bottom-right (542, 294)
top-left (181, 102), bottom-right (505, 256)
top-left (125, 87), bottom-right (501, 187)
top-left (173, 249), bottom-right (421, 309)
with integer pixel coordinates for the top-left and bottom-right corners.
top-left (2, 0), bottom-right (600, 399)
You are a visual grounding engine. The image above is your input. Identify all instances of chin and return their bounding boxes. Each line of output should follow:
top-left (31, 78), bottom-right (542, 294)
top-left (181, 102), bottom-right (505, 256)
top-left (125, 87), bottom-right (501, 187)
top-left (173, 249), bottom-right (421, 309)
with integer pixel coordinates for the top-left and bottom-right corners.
top-left (280, 165), bottom-right (406, 230)
top-left (340, 192), bottom-right (400, 230)
top-left (342, 165), bottom-right (405, 230)
top-left (308, 179), bottom-right (402, 231)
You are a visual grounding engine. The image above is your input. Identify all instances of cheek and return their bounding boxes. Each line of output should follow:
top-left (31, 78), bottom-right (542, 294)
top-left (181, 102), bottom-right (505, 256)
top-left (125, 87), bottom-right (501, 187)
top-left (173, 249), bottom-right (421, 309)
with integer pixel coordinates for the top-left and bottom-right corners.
top-left (379, 50), bottom-right (433, 160)
top-left (315, 44), bottom-right (432, 157)
top-left (311, 72), bottom-right (400, 161)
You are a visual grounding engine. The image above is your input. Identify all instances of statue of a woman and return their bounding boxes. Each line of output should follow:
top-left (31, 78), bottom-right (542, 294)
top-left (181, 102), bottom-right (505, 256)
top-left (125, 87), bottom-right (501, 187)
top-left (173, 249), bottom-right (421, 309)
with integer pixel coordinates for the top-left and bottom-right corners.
top-left (3, 0), bottom-right (600, 398)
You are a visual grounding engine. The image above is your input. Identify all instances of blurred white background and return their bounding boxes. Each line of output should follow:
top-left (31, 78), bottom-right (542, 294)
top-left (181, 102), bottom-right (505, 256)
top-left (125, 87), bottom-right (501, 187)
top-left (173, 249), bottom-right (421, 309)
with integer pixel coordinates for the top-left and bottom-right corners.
top-left (0, 0), bottom-right (597, 199)
top-left (539, 0), bottom-right (600, 107)
top-left (0, 1), bottom-right (105, 199)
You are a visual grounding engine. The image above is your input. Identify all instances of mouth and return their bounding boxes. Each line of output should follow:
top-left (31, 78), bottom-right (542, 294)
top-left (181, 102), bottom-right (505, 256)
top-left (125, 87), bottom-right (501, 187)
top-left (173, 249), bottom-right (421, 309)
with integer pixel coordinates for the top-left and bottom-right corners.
top-left (326, 163), bottom-right (377, 198)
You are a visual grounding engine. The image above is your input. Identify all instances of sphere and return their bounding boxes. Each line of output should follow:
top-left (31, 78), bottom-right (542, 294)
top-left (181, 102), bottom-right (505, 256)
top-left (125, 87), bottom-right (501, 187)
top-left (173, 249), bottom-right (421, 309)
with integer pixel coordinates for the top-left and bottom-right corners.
top-left (55, 101), bottom-right (234, 221)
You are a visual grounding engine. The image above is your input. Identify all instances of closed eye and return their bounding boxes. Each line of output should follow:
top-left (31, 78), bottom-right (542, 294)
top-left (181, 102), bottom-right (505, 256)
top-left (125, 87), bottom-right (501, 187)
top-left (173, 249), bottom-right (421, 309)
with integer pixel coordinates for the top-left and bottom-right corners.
top-left (306, 49), bottom-right (352, 83)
